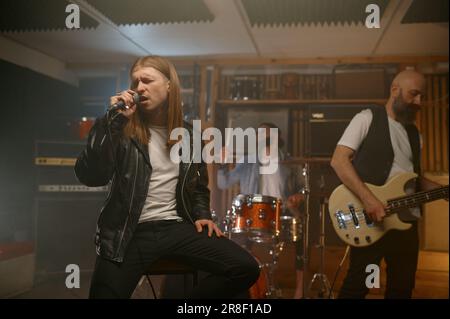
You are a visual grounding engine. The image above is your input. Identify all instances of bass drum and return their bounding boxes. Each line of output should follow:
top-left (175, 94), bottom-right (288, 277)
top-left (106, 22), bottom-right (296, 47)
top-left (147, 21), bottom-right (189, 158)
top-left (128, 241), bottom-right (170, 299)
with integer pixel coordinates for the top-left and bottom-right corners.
top-left (248, 259), bottom-right (269, 299)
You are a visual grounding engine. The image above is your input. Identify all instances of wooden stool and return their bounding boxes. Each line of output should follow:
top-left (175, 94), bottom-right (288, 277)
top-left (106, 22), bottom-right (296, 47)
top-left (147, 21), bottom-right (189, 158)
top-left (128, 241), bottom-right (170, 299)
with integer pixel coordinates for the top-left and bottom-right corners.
top-left (144, 259), bottom-right (198, 298)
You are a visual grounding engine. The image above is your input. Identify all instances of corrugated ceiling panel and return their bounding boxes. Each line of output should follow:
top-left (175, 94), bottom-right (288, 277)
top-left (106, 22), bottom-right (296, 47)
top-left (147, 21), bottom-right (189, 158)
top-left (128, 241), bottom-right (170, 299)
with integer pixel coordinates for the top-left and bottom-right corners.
top-left (402, 0), bottom-right (449, 24)
top-left (0, 0), bottom-right (99, 32)
top-left (241, 0), bottom-right (389, 27)
top-left (86, 0), bottom-right (214, 25)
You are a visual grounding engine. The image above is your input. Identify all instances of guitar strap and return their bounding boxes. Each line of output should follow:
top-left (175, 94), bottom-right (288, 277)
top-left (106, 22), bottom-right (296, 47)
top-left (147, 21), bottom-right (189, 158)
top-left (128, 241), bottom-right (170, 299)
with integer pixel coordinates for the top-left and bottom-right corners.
top-left (403, 123), bottom-right (422, 219)
top-left (403, 124), bottom-right (421, 176)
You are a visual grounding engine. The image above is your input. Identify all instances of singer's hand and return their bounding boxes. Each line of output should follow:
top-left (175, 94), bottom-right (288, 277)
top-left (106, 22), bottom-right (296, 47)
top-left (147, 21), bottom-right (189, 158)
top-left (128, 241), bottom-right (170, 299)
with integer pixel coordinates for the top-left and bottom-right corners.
top-left (110, 90), bottom-right (137, 118)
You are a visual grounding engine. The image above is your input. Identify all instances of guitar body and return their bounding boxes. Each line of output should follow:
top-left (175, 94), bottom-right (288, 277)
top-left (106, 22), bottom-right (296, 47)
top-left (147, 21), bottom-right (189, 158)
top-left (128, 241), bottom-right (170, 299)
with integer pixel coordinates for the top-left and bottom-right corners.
top-left (328, 172), bottom-right (417, 247)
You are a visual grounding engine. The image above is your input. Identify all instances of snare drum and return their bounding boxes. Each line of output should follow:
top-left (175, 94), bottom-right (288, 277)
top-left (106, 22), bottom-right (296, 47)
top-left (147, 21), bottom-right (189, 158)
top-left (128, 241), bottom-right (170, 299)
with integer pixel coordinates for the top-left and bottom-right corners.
top-left (278, 215), bottom-right (302, 243)
top-left (231, 194), bottom-right (281, 242)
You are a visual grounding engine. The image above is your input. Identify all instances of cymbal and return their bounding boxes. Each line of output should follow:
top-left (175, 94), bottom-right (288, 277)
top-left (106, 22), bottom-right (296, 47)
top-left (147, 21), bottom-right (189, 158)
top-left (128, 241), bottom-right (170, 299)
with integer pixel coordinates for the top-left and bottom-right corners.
top-left (215, 156), bottom-right (331, 164)
top-left (290, 191), bottom-right (331, 197)
top-left (281, 157), bottom-right (331, 164)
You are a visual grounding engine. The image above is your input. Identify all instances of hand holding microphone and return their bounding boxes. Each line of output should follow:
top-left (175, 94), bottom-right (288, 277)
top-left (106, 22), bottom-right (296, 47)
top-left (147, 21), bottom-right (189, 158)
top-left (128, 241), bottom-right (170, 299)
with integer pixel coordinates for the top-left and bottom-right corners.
top-left (109, 90), bottom-right (141, 119)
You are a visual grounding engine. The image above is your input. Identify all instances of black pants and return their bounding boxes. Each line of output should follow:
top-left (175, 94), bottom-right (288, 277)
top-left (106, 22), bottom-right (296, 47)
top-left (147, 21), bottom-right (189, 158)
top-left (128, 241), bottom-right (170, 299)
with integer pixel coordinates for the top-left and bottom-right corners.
top-left (89, 220), bottom-right (260, 299)
top-left (338, 222), bottom-right (419, 299)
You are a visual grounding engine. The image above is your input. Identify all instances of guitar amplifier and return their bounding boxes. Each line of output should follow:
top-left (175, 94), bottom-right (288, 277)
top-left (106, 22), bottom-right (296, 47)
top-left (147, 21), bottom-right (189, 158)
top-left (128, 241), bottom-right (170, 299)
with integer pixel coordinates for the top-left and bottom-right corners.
top-left (305, 104), bottom-right (379, 157)
top-left (33, 140), bottom-right (107, 273)
top-left (34, 197), bottom-right (103, 273)
top-left (34, 140), bottom-right (108, 197)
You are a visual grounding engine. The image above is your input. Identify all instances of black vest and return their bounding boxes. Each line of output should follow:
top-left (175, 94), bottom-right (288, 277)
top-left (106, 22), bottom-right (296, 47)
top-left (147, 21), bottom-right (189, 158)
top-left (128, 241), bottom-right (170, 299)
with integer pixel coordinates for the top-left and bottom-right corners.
top-left (353, 106), bottom-right (421, 186)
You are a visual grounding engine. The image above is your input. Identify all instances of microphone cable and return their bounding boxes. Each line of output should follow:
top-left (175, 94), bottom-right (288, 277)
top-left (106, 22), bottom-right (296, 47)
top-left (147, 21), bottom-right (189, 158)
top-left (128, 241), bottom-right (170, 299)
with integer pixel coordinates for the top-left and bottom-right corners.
top-left (328, 245), bottom-right (350, 299)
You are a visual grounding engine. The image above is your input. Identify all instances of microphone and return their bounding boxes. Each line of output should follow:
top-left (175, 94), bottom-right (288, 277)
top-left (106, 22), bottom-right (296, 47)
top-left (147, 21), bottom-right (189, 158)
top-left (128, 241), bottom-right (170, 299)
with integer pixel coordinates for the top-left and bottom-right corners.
top-left (109, 92), bottom-right (142, 111)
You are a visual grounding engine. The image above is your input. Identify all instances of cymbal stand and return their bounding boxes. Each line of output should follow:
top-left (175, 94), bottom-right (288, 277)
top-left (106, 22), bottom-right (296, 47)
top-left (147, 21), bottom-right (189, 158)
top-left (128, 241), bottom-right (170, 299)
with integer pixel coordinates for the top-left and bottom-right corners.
top-left (262, 243), bottom-right (283, 298)
top-left (299, 163), bottom-right (310, 298)
top-left (307, 177), bottom-right (333, 298)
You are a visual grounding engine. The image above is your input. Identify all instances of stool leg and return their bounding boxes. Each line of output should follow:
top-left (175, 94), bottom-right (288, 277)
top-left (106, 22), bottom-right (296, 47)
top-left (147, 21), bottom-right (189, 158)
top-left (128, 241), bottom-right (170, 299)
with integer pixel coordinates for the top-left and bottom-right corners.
top-left (193, 271), bottom-right (198, 287)
top-left (181, 272), bottom-right (197, 297)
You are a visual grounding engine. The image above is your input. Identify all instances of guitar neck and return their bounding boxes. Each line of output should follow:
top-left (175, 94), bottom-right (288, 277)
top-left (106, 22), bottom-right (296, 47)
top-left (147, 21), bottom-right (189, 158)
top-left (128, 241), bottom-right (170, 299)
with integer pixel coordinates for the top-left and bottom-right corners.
top-left (386, 185), bottom-right (449, 213)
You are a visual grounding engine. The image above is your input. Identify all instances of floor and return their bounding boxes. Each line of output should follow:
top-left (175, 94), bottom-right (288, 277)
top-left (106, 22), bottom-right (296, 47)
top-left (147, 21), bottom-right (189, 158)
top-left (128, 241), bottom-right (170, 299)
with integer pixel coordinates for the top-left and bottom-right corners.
top-left (13, 243), bottom-right (448, 299)
top-left (273, 244), bottom-right (449, 299)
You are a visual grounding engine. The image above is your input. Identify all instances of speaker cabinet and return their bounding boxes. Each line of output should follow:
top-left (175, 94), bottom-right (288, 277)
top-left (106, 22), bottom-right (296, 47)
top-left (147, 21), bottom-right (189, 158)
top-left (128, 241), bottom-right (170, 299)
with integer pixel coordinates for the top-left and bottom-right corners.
top-left (34, 197), bottom-right (104, 273)
top-left (306, 104), bottom-right (379, 157)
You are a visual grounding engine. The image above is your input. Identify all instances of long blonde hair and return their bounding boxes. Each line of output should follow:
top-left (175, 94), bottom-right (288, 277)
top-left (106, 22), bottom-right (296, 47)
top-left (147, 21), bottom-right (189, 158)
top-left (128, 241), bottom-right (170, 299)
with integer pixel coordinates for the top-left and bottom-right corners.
top-left (124, 55), bottom-right (183, 146)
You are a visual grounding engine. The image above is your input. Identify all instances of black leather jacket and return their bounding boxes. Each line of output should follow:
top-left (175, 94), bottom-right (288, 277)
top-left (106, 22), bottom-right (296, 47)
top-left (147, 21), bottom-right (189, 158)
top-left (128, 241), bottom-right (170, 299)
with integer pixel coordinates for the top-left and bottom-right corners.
top-left (74, 112), bottom-right (211, 263)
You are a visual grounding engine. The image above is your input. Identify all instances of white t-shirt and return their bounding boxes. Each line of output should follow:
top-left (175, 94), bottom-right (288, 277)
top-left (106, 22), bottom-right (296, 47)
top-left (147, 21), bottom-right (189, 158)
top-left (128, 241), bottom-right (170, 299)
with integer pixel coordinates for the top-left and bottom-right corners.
top-left (139, 126), bottom-right (182, 223)
top-left (259, 170), bottom-right (284, 200)
top-left (259, 150), bottom-right (284, 200)
top-left (338, 109), bottom-right (420, 219)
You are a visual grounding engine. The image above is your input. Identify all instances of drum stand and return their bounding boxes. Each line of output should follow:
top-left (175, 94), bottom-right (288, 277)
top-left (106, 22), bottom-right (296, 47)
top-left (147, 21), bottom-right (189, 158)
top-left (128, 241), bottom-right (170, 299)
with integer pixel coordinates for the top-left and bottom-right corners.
top-left (256, 251), bottom-right (282, 298)
top-left (300, 164), bottom-right (310, 298)
top-left (223, 209), bottom-right (283, 298)
top-left (223, 209), bottom-right (234, 240)
top-left (307, 192), bottom-right (333, 298)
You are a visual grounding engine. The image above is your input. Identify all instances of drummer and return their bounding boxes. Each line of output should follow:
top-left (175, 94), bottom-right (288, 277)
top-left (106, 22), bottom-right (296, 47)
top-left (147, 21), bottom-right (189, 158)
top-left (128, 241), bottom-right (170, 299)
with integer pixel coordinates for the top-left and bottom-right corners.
top-left (217, 122), bottom-right (305, 299)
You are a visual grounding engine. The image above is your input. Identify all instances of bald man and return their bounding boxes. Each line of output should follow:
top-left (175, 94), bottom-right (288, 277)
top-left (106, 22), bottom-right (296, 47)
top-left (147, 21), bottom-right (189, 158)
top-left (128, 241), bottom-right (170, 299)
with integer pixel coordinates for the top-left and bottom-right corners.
top-left (330, 70), bottom-right (441, 299)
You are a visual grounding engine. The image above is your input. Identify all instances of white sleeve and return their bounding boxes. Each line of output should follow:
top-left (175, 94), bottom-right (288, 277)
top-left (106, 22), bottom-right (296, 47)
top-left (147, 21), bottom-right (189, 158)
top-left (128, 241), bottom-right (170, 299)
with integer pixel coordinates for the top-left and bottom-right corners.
top-left (337, 109), bottom-right (373, 152)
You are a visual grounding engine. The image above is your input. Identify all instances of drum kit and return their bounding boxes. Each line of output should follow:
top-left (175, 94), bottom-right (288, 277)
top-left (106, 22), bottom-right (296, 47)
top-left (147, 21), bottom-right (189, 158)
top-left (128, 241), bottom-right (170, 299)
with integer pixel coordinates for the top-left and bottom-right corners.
top-left (219, 164), bottom-right (332, 299)
top-left (222, 193), bottom-right (295, 298)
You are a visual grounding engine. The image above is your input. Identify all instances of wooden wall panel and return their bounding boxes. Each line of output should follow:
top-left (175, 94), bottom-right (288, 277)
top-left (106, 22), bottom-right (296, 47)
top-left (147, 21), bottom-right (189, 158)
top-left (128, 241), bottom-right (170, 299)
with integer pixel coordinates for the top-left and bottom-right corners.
top-left (433, 76), bottom-right (442, 172)
top-left (441, 76), bottom-right (448, 172)
top-left (419, 74), bottom-right (449, 173)
top-left (427, 76), bottom-right (435, 172)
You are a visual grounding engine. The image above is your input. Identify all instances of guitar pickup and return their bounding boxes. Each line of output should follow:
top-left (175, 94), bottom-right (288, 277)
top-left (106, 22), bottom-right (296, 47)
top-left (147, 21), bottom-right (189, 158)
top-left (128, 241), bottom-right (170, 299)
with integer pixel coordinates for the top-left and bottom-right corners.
top-left (335, 210), bottom-right (347, 229)
top-left (363, 211), bottom-right (374, 227)
top-left (348, 204), bottom-right (360, 228)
